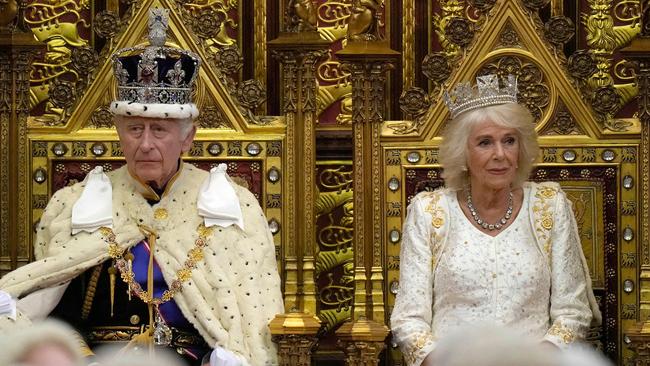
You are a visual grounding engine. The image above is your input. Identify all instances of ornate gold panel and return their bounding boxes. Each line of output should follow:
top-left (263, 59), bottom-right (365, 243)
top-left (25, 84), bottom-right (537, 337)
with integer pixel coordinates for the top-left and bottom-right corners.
top-left (1, 0), bottom-right (648, 364)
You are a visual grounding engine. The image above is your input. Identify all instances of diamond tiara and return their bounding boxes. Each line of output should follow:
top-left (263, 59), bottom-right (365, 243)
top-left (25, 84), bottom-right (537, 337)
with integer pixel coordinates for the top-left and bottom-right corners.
top-left (443, 74), bottom-right (518, 119)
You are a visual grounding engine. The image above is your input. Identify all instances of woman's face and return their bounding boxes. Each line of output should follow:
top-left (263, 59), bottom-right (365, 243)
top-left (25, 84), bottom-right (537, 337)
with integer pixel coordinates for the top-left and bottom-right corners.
top-left (466, 120), bottom-right (520, 191)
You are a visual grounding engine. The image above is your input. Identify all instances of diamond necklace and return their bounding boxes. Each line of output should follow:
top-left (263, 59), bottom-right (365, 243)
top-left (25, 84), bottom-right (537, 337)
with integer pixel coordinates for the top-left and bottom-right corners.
top-left (466, 190), bottom-right (513, 231)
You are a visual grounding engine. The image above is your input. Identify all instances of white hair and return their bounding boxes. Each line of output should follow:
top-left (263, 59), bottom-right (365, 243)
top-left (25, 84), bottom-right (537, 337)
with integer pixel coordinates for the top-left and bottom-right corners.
top-left (92, 345), bottom-right (185, 366)
top-left (432, 324), bottom-right (557, 366)
top-left (0, 320), bottom-right (83, 366)
top-left (439, 103), bottom-right (539, 190)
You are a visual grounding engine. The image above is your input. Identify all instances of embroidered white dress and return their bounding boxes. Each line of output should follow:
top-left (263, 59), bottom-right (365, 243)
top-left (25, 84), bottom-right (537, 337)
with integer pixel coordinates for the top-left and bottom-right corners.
top-left (433, 191), bottom-right (550, 338)
top-left (390, 182), bottom-right (598, 366)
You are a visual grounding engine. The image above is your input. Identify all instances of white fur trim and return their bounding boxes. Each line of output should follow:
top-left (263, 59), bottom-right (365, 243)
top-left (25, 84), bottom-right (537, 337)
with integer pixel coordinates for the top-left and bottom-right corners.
top-left (0, 164), bottom-right (283, 366)
top-left (110, 101), bottom-right (199, 119)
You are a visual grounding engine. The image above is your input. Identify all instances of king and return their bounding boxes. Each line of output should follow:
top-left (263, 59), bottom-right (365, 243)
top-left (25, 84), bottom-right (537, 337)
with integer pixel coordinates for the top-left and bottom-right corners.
top-left (0, 9), bottom-right (283, 366)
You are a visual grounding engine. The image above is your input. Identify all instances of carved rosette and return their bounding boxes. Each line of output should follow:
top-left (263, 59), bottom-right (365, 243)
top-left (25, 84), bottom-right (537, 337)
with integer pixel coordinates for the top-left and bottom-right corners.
top-left (393, 87), bottom-right (429, 134)
top-left (540, 101), bottom-right (582, 135)
top-left (444, 17), bottom-right (475, 48)
top-left (49, 79), bottom-right (76, 109)
top-left (190, 12), bottom-right (222, 39)
top-left (592, 85), bottom-right (621, 117)
top-left (71, 46), bottom-right (98, 76)
top-left (94, 10), bottom-right (120, 39)
top-left (235, 79), bottom-right (269, 125)
top-left (498, 23), bottom-right (521, 48)
top-left (215, 45), bottom-right (244, 76)
top-left (196, 105), bottom-right (232, 129)
top-left (568, 50), bottom-right (598, 80)
top-left (544, 16), bottom-right (575, 46)
top-left (90, 107), bottom-right (114, 129)
top-left (422, 52), bottom-right (451, 85)
top-left (237, 79), bottom-right (266, 110)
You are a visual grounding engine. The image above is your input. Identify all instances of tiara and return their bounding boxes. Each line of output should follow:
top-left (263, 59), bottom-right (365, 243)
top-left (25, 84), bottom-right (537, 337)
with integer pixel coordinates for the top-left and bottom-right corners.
top-left (443, 74), bottom-right (518, 119)
top-left (111, 9), bottom-right (201, 107)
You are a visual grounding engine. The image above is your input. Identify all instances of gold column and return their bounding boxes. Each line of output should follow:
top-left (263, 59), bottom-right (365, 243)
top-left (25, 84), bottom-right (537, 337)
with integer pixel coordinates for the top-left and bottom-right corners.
top-left (268, 4), bottom-right (329, 361)
top-left (620, 3), bottom-right (650, 362)
top-left (0, 2), bottom-right (44, 274)
top-left (335, 40), bottom-right (398, 365)
top-left (269, 311), bottom-right (322, 366)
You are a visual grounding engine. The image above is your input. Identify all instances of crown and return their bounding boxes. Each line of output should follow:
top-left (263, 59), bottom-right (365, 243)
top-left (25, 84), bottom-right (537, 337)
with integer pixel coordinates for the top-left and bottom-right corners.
top-left (443, 74), bottom-right (518, 119)
top-left (110, 9), bottom-right (202, 119)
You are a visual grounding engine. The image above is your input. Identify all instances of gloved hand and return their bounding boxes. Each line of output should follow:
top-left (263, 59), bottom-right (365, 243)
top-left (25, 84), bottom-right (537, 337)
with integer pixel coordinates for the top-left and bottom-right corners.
top-left (0, 290), bottom-right (16, 320)
top-left (207, 346), bottom-right (242, 366)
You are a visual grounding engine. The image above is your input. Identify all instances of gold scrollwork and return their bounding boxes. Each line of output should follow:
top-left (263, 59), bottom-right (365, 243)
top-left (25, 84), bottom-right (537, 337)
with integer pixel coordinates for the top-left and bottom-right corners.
top-left (614, 59), bottom-right (636, 81)
top-left (318, 1), bottom-right (352, 29)
top-left (433, 0), bottom-right (465, 57)
top-left (25, 0), bottom-right (90, 125)
top-left (182, 0), bottom-right (237, 50)
top-left (318, 51), bottom-right (351, 86)
top-left (582, 0), bottom-right (639, 88)
top-left (613, 1), bottom-right (641, 22)
top-left (319, 166), bottom-right (354, 192)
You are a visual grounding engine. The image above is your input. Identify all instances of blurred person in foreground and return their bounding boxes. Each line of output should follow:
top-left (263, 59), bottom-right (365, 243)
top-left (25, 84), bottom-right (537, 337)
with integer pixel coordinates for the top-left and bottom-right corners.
top-left (431, 324), bottom-right (612, 366)
top-left (390, 74), bottom-right (601, 366)
top-left (0, 320), bottom-right (82, 366)
top-left (0, 9), bottom-right (282, 366)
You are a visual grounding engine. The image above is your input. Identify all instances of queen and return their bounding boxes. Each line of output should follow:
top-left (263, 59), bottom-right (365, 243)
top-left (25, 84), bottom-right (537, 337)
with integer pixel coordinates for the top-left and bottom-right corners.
top-left (390, 74), bottom-right (601, 366)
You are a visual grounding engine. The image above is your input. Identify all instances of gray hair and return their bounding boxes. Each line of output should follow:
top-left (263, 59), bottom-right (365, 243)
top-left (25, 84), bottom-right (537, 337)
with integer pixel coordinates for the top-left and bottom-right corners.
top-left (432, 324), bottom-right (558, 366)
top-left (439, 103), bottom-right (539, 190)
top-left (0, 320), bottom-right (83, 366)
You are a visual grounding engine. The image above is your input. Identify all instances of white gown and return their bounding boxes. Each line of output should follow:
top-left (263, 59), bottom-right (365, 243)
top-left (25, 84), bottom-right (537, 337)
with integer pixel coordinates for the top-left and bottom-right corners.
top-left (390, 182), bottom-right (597, 366)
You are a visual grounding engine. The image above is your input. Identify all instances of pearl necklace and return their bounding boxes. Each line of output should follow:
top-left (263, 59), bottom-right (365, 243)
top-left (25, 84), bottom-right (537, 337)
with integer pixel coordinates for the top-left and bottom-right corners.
top-left (466, 190), bottom-right (513, 231)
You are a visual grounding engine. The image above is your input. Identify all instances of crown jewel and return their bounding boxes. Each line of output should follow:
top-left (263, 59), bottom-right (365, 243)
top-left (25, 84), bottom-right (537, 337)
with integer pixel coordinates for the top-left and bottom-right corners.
top-left (111, 9), bottom-right (201, 108)
top-left (443, 74), bottom-right (518, 119)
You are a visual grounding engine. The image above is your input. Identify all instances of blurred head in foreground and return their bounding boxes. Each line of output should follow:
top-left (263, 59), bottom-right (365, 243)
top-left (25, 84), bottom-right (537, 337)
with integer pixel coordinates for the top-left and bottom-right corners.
top-left (0, 320), bottom-right (82, 366)
top-left (91, 344), bottom-right (185, 366)
top-left (431, 324), bottom-right (612, 366)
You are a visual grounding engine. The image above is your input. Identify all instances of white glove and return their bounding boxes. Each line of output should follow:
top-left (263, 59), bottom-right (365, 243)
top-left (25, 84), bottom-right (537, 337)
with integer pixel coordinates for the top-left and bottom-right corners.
top-left (209, 346), bottom-right (242, 366)
top-left (0, 290), bottom-right (16, 320)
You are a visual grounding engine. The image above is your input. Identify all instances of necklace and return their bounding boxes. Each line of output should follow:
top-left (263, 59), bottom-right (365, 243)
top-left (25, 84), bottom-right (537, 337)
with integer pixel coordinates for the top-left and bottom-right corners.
top-left (466, 190), bottom-right (513, 231)
top-left (100, 224), bottom-right (214, 346)
top-left (101, 224), bottom-right (213, 305)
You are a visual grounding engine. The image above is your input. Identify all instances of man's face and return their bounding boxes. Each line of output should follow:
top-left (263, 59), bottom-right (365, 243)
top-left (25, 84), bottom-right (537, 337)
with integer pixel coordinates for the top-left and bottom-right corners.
top-left (116, 116), bottom-right (195, 188)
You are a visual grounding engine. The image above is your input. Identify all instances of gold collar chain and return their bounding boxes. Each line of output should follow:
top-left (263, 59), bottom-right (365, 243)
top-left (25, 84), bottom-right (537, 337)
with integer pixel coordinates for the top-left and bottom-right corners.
top-left (99, 224), bottom-right (214, 305)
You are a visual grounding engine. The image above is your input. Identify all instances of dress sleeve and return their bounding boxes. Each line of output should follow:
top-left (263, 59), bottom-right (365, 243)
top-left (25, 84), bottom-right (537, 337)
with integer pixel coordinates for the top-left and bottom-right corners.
top-left (390, 195), bottom-right (436, 366)
top-left (543, 189), bottom-right (593, 348)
